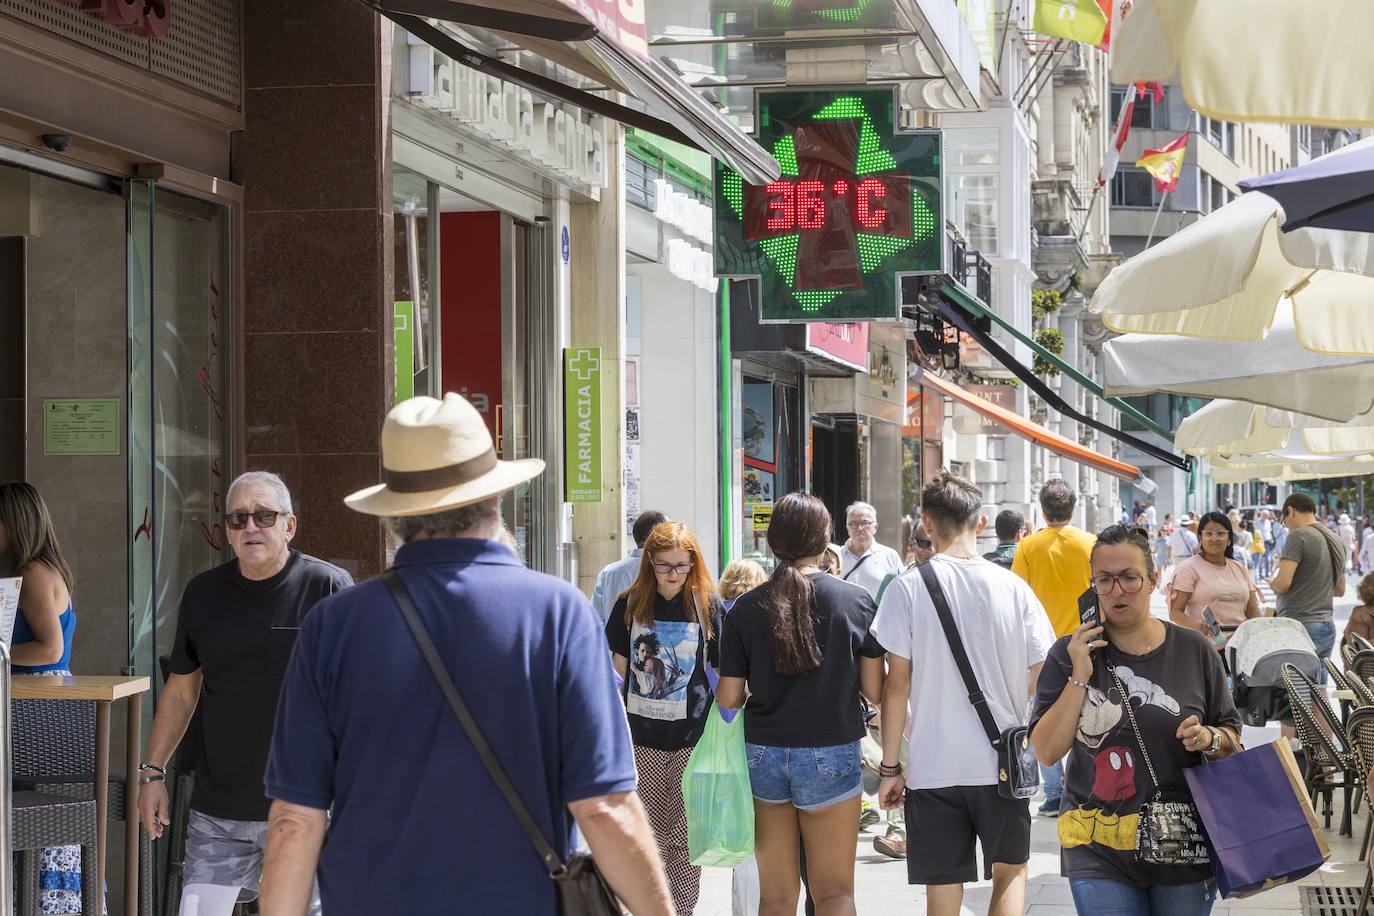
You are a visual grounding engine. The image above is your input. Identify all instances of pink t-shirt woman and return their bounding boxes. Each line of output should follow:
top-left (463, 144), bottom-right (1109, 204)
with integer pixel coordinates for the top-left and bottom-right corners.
top-left (1169, 554), bottom-right (1259, 630)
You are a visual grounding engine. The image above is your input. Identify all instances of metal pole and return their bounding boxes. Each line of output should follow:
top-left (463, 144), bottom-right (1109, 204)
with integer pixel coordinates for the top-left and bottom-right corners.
top-left (1144, 190), bottom-right (1170, 248)
top-left (1, 643), bottom-right (12, 916)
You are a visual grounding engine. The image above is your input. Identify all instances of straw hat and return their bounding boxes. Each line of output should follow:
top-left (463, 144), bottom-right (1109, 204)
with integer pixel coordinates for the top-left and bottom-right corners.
top-left (345, 394), bottom-right (544, 517)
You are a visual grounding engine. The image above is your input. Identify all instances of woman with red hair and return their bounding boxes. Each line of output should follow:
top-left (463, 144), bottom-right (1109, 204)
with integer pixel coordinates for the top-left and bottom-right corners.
top-left (606, 521), bottom-right (723, 916)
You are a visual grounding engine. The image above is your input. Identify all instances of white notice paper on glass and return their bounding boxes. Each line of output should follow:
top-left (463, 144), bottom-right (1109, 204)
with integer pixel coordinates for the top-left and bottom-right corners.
top-left (0, 578), bottom-right (19, 650)
top-left (178, 883), bottom-right (242, 916)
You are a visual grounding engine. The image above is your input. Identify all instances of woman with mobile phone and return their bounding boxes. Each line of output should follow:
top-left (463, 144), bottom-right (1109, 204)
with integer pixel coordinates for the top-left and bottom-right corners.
top-left (1029, 525), bottom-right (1242, 915)
top-left (1168, 512), bottom-right (1260, 646)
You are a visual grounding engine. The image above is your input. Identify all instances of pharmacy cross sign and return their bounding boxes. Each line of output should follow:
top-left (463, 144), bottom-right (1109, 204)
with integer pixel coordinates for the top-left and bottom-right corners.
top-left (567, 349), bottom-right (600, 381)
top-left (714, 89), bottom-right (943, 323)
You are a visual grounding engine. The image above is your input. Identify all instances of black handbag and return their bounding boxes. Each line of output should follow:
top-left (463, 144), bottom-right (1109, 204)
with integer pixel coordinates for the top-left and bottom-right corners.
top-left (918, 563), bottom-right (1039, 800)
top-left (1109, 665), bottom-right (1210, 866)
top-left (384, 571), bottom-right (623, 916)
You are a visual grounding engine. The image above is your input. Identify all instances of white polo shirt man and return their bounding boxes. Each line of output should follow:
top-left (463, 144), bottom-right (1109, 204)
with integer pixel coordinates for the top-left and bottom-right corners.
top-left (839, 501), bottom-right (903, 599)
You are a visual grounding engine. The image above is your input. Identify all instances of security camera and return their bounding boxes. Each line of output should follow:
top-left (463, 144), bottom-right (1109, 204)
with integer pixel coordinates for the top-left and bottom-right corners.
top-left (40, 133), bottom-right (73, 153)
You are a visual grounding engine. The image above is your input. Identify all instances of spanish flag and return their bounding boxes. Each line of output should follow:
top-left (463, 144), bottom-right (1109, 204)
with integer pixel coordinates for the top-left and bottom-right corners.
top-left (1136, 134), bottom-right (1188, 193)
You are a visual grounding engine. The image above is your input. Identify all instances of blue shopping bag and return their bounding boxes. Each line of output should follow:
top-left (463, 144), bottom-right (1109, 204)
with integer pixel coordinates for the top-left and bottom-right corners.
top-left (1183, 740), bottom-right (1331, 898)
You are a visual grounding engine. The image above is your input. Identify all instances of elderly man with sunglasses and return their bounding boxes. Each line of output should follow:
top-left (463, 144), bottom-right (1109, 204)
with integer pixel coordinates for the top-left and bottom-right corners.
top-left (137, 471), bottom-right (352, 914)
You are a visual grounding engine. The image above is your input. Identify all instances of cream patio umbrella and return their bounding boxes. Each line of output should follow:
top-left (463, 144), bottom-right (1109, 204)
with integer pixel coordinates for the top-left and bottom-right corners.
top-left (1174, 399), bottom-right (1374, 457)
top-left (1111, 0), bottom-right (1374, 127)
top-left (1209, 451), bottom-right (1374, 484)
top-left (1100, 299), bottom-right (1374, 422)
top-left (1088, 191), bottom-right (1374, 354)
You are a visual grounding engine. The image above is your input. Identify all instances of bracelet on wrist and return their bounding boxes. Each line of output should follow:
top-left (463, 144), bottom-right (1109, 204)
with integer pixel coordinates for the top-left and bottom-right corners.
top-left (879, 761), bottom-right (903, 778)
top-left (1068, 676), bottom-right (1091, 691)
top-left (137, 762), bottom-right (166, 775)
top-left (138, 774), bottom-right (165, 785)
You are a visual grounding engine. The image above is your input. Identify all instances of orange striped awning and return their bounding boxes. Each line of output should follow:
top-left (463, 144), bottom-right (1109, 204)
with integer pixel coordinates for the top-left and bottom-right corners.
top-left (913, 371), bottom-right (1142, 482)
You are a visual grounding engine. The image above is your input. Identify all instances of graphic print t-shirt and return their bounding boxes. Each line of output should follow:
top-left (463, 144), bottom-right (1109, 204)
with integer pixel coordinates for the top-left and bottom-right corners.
top-left (1029, 624), bottom-right (1241, 888)
top-left (606, 591), bottom-right (721, 750)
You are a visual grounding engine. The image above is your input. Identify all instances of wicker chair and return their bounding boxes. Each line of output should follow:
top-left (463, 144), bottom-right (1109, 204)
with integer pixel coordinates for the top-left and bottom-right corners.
top-left (1353, 674), bottom-right (1374, 709)
top-left (1352, 648), bottom-right (1374, 685)
top-left (1328, 658), bottom-right (1354, 692)
top-left (1355, 634), bottom-right (1374, 654)
top-left (12, 790), bottom-right (101, 916)
top-left (1346, 708), bottom-right (1374, 865)
top-left (1282, 662), bottom-right (1363, 835)
top-left (12, 698), bottom-right (154, 914)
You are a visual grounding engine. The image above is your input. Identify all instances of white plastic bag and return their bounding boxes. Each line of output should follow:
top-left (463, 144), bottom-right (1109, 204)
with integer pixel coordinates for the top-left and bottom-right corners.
top-left (731, 857), bottom-right (760, 916)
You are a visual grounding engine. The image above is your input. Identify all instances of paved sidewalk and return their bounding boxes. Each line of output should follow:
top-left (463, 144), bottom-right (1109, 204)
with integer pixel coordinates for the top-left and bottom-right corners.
top-left (692, 581), bottom-right (1365, 914)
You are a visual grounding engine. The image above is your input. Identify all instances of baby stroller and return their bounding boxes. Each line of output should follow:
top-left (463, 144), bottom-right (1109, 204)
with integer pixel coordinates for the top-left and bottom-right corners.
top-left (1228, 616), bottom-right (1322, 727)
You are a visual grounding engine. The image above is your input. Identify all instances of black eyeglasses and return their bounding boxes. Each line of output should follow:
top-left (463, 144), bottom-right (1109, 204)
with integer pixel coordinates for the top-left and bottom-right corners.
top-left (652, 561), bottom-right (694, 575)
top-left (1091, 572), bottom-right (1146, 594)
top-left (225, 510), bottom-right (282, 530)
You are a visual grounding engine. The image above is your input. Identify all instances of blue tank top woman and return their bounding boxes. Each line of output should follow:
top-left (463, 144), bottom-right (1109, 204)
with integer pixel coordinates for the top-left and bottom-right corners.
top-left (11, 604), bottom-right (76, 674)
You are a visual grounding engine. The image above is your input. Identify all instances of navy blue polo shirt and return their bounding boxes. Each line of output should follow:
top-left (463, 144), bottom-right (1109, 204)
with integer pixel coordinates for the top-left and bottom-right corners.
top-left (265, 538), bottom-right (637, 915)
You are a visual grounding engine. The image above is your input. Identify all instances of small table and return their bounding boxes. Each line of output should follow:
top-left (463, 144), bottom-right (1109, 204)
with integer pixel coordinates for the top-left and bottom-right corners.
top-left (13, 675), bottom-right (151, 916)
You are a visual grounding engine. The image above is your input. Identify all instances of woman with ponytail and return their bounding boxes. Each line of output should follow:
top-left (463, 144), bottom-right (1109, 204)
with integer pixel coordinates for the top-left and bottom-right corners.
top-left (716, 493), bottom-right (886, 916)
top-left (605, 521), bottom-right (723, 916)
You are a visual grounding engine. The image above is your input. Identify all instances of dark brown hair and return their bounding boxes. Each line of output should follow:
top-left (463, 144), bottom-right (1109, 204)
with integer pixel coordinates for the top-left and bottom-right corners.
top-left (921, 470), bottom-right (983, 537)
top-left (1358, 572), bottom-right (1374, 607)
top-left (756, 492), bottom-right (831, 675)
top-left (0, 482), bottom-right (74, 596)
top-left (1091, 524), bottom-right (1156, 577)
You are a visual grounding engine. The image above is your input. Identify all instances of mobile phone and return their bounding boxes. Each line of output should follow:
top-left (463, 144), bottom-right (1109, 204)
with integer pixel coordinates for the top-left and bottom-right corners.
top-left (1078, 587), bottom-right (1100, 628)
top-left (1201, 606), bottom-right (1225, 645)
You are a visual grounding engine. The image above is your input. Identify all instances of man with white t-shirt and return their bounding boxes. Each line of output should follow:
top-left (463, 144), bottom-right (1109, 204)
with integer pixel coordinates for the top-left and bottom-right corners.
top-left (872, 471), bottom-right (1055, 916)
top-left (839, 501), bottom-right (903, 599)
top-left (1167, 513), bottom-right (1200, 567)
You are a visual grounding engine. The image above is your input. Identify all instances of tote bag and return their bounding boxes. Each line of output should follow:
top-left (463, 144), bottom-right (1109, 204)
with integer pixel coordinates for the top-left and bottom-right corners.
top-left (1183, 739), bottom-right (1331, 898)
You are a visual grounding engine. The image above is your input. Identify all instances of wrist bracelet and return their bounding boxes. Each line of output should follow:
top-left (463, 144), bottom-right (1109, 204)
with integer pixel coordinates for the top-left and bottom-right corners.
top-left (138, 774), bottom-right (165, 785)
top-left (1068, 677), bottom-right (1090, 691)
top-left (137, 763), bottom-right (166, 775)
top-left (879, 762), bottom-right (903, 778)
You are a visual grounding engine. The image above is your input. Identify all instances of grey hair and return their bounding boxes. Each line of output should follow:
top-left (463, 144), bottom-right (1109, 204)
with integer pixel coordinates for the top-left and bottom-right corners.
top-left (227, 471), bottom-right (294, 515)
top-left (845, 501), bottom-right (877, 521)
top-left (387, 497), bottom-right (502, 543)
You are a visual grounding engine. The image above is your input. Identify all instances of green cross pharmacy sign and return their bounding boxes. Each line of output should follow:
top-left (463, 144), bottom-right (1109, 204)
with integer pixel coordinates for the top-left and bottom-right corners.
top-left (715, 88), bottom-right (943, 323)
top-left (563, 347), bottom-right (602, 502)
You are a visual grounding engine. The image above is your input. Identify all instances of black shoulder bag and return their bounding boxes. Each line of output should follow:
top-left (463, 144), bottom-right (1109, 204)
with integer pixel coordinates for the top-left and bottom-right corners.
top-left (383, 571), bottom-right (622, 916)
top-left (917, 563), bottom-right (1039, 800)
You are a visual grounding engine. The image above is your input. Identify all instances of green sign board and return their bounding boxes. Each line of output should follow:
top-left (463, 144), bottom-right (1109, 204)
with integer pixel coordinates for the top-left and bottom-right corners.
top-left (714, 88), bottom-right (943, 323)
top-left (563, 347), bottom-right (602, 503)
top-left (43, 398), bottom-right (120, 455)
top-left (394, 300), bottom-right (414, 404)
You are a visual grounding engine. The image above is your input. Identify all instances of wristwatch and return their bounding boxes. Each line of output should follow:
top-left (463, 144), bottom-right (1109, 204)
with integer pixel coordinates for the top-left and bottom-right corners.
top-left (1203, 727), bottom-right (1223, 756)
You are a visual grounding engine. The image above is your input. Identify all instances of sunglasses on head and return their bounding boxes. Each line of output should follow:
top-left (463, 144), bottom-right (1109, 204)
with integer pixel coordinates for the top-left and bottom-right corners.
top-left (225, 510), bottom-right (283, 530)
top-left (914, 537), bottom-right (932, 549)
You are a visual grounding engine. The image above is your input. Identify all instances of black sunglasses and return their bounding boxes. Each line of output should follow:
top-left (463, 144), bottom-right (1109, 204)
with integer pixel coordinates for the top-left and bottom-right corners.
top-left (914, 538), bottom-right (932, 549)
top-left (225, 510), bottom-right (282, 530)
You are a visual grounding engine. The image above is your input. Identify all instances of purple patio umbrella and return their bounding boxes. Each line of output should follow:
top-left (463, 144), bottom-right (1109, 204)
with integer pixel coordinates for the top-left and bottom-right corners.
top-left (1239, 136), bottom-right (1374, 233)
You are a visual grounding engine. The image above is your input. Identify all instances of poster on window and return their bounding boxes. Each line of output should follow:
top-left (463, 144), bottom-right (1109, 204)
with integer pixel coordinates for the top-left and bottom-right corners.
top-left (741, 383), bottom-right (775, 462)
top-left (743, 468), bottom-right (775, 505)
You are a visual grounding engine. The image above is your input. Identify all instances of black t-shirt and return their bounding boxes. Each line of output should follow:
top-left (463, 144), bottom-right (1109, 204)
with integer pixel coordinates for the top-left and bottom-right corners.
top-left (719, 572), bottom-right (884, 747)
top-left (170, 550), bottom-right (353, 820)
top-left (1029, 623), bottom-right (1241, 888)
top-left (605, 590), bottom-right (722, 751)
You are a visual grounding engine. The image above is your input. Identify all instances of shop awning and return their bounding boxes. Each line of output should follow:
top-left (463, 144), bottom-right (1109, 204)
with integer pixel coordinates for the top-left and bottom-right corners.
top-left (373, 3), bottom-right (781, 186)
top-left (913, 370), bottom-right (1143, 482)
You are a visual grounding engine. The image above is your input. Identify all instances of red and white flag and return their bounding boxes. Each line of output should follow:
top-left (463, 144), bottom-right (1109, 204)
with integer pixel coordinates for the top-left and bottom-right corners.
top-left (1095, 81), bottom-right (1165, 189)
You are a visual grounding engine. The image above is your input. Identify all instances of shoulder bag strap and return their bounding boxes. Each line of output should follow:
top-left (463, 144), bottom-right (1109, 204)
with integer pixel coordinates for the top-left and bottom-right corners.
top-left (917, 563), bottom-right (1001, 747)
top-left (1107, 664), bottom-right (1162, 796)
top-left (842, 553), bottom-right (871, 582)
top-left (1315, 526), bottom-right (1343, 589)
top-left (383, 570), bottom-right (568, 879)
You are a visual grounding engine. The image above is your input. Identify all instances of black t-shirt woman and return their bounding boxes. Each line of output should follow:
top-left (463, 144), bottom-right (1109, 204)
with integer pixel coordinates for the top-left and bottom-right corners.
top-left (715, 492), bottom-right (885, 916)
top-left (605, 521), bottom-right (721, 916)
top-left (1030, 525), bottom-right (1242, 916)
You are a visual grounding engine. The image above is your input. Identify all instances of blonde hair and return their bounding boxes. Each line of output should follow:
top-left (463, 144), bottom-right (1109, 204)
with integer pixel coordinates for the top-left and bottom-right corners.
top-left (0, 483), bottom-right (74, 596)
top-left (719, 559), bottom-right (767, 600)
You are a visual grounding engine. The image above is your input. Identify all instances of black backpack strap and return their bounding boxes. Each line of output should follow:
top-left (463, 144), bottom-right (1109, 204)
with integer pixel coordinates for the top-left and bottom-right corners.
top-left (918, 563), bottom-right (1002, 748)
top-left (383, 570), bottom-right (568, 879)
top-left (842, 552), bottom-right (872, 582)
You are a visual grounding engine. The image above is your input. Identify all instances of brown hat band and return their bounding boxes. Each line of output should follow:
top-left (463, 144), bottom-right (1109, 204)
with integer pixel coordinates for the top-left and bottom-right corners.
top-left (383, 449), bottom-right (498, 493)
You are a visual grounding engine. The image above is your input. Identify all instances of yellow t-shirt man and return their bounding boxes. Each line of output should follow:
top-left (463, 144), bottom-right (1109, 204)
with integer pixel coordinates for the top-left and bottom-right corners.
top-left (1012, 523), bottom-right (1097, 638)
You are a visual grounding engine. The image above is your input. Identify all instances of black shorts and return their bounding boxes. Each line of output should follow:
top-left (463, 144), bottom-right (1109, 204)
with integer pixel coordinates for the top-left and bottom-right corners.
top-left (903, 785), bottom-right (1032, 885)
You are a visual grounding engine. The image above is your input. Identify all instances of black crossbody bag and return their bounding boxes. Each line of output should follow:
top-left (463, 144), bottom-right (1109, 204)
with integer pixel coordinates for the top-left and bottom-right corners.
top-left (383, 571), bottom-right (622, 916)
top-left (918, 563), bottom-right (1039, 800)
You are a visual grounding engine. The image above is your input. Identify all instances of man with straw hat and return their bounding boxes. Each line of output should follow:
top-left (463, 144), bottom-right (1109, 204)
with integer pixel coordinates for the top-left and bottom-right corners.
top-left (259, 394), bottom-right (674, 916)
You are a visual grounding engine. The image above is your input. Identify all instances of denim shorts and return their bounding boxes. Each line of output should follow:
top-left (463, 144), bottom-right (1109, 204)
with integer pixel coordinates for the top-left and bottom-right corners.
top-left (745, 741), bottom-right (862, 810)
top-left (1304, 620), bottom-right (1338, 683)
top-left (1068, 876), bottom-right (1215, 915)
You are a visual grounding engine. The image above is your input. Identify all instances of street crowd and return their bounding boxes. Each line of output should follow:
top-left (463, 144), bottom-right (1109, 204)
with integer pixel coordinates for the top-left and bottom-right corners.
top-left (0, 390), bottom-right (1364, 915)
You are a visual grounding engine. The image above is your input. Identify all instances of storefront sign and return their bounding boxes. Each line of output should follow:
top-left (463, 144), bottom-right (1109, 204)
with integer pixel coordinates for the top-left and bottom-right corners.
top-left (406, 38), bottom-right (608, 190)
top-left (665, 239), bottom-right (719, 293)
top-left (805, 322), bottom-right (870, 372)
top-left (394, 301), bottom-right (414, 404)
top-left (564, 348), bottom-right (602, 502)
top-left (58, 0), bottom-right (171, 38)
top-left (965, 383), bottom-right (1017, 434)
top-left (715, 89), bottom-right (942, 323)
top-left (43, 399), bottom-right (120, 456)
top-left (653, 179), bottom-right (712, 245)
top-left (560, 0), bottom-right (649, 59)
top-left (752, 503), bottom-right (774, 532)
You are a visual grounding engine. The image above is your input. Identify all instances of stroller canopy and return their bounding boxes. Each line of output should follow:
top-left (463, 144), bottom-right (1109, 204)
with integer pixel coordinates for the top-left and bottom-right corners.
top-left (1229, 616), bottom-right (1320, 680)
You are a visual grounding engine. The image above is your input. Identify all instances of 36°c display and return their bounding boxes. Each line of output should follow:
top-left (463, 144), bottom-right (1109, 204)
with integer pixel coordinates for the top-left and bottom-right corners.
top-left (715, 89), bottom-right (943, 323)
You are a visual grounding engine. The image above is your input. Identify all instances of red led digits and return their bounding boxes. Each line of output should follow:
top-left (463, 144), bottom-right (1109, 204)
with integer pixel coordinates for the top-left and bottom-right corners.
top-left (797, 180), bottom-right (825, 229)
top-left (765, 181), bottom-right (794, 230)
top-left (856, 178), bottom-right (887, 229)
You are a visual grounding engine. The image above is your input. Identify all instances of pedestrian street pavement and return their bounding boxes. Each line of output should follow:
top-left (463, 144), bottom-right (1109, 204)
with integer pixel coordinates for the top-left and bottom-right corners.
top-left (693, 582), bottom-right (1365, 914)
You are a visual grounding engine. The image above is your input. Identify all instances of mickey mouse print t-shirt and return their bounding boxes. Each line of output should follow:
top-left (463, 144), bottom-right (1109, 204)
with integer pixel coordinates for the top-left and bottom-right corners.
top-left (606, 591), bottom-right (721, 751)
top-left (1030, 623), bottom-right (1241, 887)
